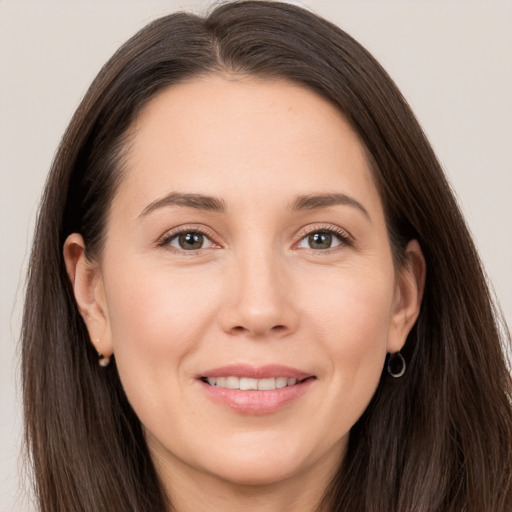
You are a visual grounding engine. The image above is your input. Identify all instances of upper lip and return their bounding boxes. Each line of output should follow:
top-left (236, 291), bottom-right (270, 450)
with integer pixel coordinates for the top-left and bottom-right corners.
top-left (199, 364), bottom-right (313, 380)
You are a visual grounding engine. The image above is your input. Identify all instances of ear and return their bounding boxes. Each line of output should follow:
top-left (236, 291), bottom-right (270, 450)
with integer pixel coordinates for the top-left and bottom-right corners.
top-left (63, 233), bottom-right (113, 358)
top-left (387, 239), bottom-right (426, 353)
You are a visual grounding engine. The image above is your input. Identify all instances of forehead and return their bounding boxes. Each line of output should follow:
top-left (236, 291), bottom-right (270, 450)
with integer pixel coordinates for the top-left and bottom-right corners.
top-left (116, 75), bottom-right (381, 217)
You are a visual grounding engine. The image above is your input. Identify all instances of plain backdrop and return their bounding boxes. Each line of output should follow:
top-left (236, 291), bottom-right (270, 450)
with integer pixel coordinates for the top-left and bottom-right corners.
top-left (1, 1), bottom-right (511, 510)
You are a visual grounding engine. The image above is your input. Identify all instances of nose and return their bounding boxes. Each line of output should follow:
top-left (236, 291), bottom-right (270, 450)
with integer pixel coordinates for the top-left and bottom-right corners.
top-left (218, 249), bottom-right (299, 339)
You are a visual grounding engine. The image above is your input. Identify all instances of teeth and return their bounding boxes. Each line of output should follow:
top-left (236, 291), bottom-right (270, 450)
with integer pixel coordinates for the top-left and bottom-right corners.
top-left (205, 376), bottom-right (303, 390)
top-left (240, 377), bottom-right (258, 390)
top-left (257, 378), bottom-right (276, 390)
top-left (276, 377), bottom-right (287, 388)
top-left (226, 376), bottom-right (239, 389)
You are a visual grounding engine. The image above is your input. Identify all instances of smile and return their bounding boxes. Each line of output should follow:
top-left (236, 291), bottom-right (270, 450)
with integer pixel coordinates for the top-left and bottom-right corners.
top-left (202, 376), bottom-right (304, 390)
top-left (198, 365), bottom-right (316, 414)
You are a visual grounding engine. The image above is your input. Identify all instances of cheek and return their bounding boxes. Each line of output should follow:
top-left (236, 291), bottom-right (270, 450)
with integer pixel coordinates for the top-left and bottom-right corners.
top-left (304, 267), bottom-right (394, 407)
top-left (102, 264), bottom-right (218, 401)
top-left (308, 265), bottom-right (394, 343)
top-left (106, 255), bottom-right (220, 332)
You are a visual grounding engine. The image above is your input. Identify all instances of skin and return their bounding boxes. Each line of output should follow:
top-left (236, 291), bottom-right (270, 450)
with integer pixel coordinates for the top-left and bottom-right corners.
top-left (64, 76), bottom-right (425, 512)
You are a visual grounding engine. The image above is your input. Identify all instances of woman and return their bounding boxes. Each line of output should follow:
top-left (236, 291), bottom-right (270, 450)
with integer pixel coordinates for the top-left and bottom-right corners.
top-left (22, 1), bottom-right (512, 511)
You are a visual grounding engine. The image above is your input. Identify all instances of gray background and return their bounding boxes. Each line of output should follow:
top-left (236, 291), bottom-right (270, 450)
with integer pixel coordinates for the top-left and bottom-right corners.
top-left (1, 1), bottom-right (511, 510)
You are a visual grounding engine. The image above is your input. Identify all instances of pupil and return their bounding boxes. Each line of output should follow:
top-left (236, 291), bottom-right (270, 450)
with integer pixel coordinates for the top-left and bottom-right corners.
top-left (179, 232), bottom-right (203, 250)
top-left (309, 232), bottom-right (332, 249)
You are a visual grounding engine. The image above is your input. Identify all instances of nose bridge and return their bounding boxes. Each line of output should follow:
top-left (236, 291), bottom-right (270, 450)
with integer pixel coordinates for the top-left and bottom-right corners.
top-left (240, 244), bottom-right (281, 307)
top-left (220, 239), bottom-right (297, 337)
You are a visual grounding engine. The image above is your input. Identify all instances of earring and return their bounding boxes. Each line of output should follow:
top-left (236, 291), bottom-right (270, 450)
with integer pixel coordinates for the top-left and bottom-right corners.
top-left (93, 339), bottom-right (111, 367)
top-left (98, 352), bottom-right (111, 367)
top-left (387, 352), bottom-right (406, 378)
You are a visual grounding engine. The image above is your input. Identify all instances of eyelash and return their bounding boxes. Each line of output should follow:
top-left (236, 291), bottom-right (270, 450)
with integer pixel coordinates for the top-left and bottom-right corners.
top-left (157, 225), bottom-right (219, 254)
top-left (157, 224), bottom-right (353, 254)
top-left (294, 224), bottom-right (353, 253)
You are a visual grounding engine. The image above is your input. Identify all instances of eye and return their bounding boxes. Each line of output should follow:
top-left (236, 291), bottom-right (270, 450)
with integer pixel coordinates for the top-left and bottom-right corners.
top-left (296, 228), bottom-right (349, 250)
top-left (162, 229), bottom-right (217, 251)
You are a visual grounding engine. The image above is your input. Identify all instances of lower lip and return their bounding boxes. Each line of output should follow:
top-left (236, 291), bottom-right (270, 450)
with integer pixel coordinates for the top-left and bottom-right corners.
top-left (199, 378), bottom-right (315, 415)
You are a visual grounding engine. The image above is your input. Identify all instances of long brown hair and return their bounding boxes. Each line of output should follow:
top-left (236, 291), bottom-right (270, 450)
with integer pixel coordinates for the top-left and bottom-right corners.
top-left (22, 2), bottom-right (512, 511)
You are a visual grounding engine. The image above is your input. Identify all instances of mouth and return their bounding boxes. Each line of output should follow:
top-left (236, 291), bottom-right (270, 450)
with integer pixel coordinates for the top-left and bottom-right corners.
top-left (197, 365), bottom-right (316, 414)
top-left (200, 375), bottom-right (312, 390)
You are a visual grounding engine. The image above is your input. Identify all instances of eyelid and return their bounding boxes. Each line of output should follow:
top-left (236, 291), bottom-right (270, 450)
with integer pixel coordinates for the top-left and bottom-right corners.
top-left (292, 224), bottom-right (353, 250)
top-left (156, 222), bottom-right (352, 253)
top-left (157, 224), bottom-right (222, 252)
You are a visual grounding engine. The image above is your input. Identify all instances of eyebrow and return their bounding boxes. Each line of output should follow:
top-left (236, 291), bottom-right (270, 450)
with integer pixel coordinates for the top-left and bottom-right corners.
top-left (291, 193), bottom-right (371, 220)
top-left (138, 192), bottom-right (226, 219)
top-left (138, 191), bottom-right (370, 221)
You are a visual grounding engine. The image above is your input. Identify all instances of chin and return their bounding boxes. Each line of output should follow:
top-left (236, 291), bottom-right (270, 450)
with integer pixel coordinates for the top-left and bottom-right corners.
top-left (197, 431), bottom-right (345, 488)
top-left (205, 456), bottom-right (306, 488)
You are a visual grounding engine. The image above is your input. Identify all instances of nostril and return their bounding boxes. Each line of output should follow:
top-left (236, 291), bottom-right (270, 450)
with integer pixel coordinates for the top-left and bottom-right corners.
top-left (229, 324), bottom-right (287, 336)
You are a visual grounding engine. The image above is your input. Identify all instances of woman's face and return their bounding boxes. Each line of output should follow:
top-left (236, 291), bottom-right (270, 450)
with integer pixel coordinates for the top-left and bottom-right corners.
top-left (68, 76), bottom-right (422, 492)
